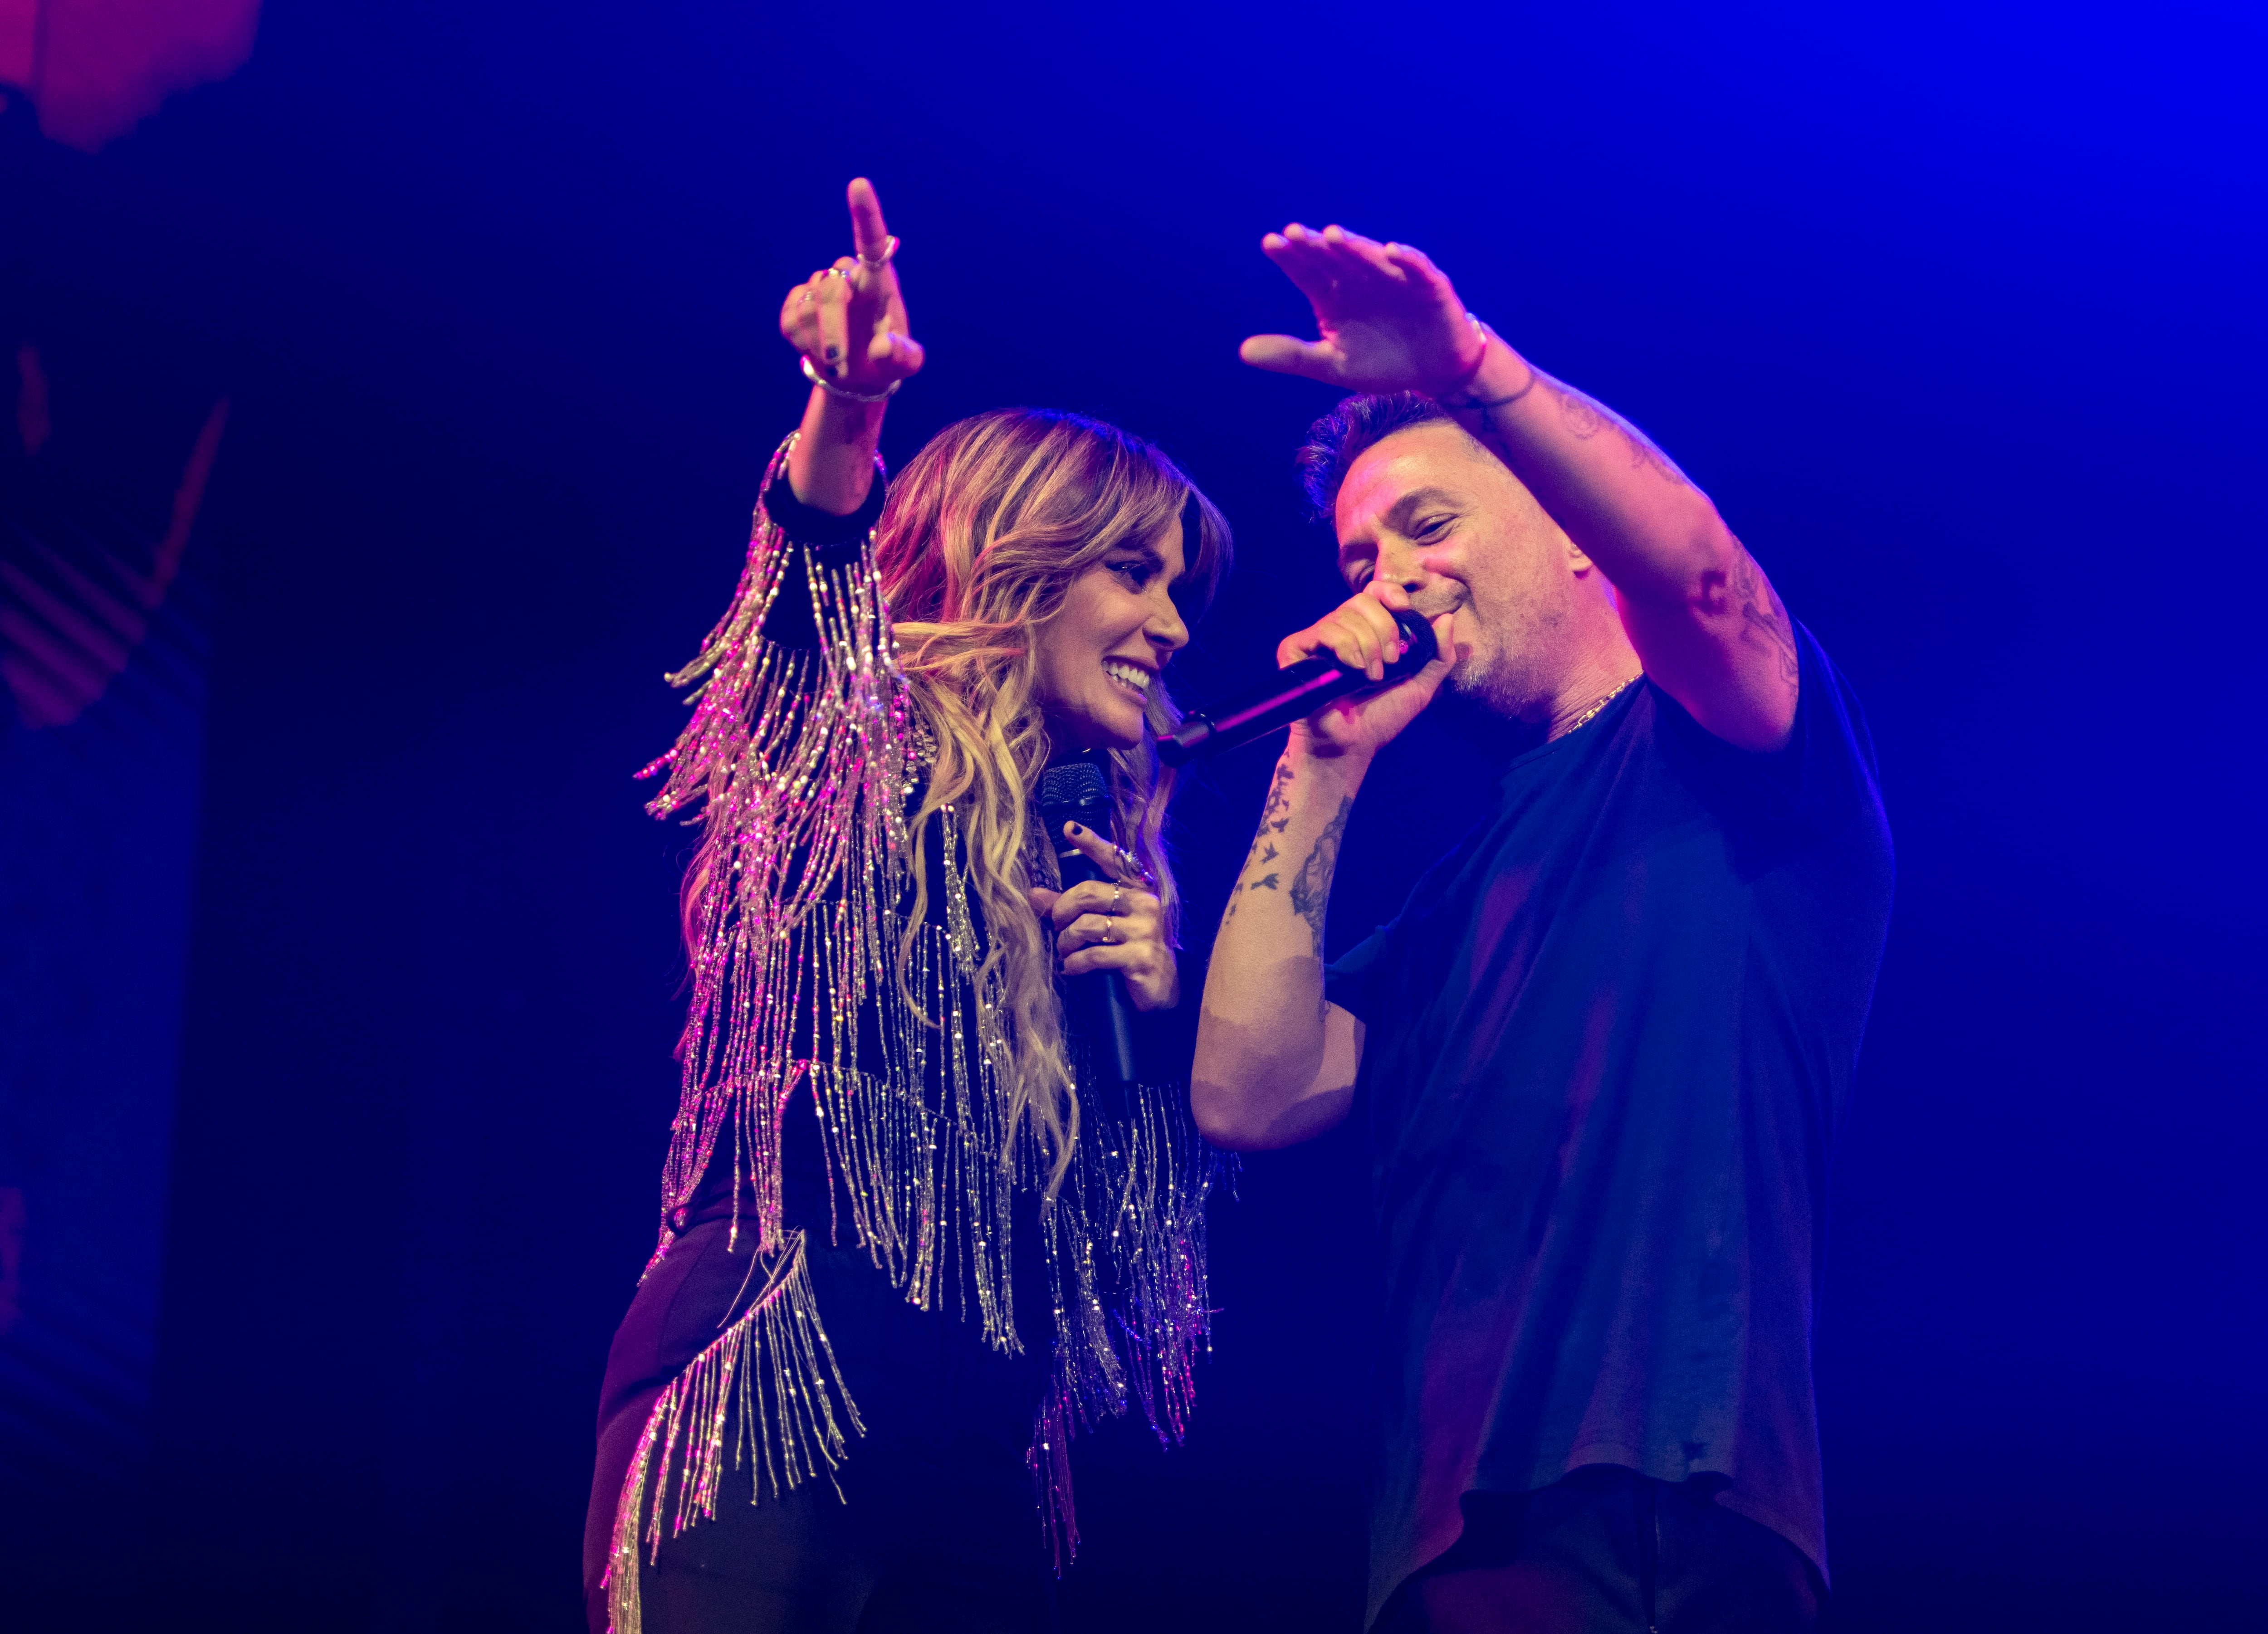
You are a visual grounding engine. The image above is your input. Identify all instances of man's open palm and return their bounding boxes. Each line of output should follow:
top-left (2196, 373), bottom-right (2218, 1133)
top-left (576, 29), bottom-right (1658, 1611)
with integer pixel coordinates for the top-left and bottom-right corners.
top-left (1239, 224), bottom-right (1483, 398)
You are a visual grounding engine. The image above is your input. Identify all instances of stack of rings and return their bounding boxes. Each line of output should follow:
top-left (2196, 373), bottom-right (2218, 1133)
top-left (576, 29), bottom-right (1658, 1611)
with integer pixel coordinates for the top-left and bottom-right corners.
top-left (1096, 853), bottom-right (1153, 946)
top-left (797, 237), bottom-right (906, 404)
top-left (1113, 845), bottom-right (1158, 893)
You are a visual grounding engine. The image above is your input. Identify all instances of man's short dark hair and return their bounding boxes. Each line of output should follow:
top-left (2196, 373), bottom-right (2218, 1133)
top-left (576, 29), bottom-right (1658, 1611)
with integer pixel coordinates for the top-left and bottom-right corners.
top-left (1295, 391), bottom-right (1457, 521)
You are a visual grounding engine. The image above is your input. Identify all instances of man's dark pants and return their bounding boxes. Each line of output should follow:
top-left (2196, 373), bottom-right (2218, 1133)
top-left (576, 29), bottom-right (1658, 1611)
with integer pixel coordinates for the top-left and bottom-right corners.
top-left (1377, 1466), bottom-right (1824, 1634)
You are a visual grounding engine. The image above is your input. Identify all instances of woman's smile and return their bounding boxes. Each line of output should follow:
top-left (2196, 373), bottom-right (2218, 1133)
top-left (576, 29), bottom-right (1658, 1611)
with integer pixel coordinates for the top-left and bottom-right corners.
top-left (1102, 657), bottom-right (1155, 697)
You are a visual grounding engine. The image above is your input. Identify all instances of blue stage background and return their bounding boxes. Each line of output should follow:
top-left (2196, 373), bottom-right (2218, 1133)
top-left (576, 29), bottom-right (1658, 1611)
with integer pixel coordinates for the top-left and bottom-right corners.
top-left (2, 3), bottom-right (2260, 1628)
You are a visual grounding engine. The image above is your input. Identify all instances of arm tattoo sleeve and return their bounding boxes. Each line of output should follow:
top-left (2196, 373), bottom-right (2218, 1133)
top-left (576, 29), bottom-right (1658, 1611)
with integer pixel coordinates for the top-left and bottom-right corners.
top-left (1547, 380), bottom-right (1693, 489)
top-left (1552, 380), bottom-right (1609, 439)
top-left (1287, 797), bottom-right (1354, 959)
top-left (1732, 549), bottom-right (1801, 685)
top-left (1222, 758), bottom-right (1297, 924)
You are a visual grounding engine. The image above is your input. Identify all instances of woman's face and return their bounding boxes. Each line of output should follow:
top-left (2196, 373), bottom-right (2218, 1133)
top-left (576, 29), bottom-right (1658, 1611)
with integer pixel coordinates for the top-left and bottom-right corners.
top-left (1031, 516), bottom-right (1191, 753)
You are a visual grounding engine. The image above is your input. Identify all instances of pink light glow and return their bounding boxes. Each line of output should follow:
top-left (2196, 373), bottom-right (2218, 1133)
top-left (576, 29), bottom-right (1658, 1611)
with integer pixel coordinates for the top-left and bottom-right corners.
top-left (2, 348), bottom-right (228, 728)
top-left (0, 0), bottom-right (260, 151)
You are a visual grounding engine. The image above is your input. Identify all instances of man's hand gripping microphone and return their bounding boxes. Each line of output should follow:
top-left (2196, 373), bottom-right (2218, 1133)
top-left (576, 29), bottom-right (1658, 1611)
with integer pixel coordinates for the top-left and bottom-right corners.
top-left (1158, 608), bottom-right (1438, 766)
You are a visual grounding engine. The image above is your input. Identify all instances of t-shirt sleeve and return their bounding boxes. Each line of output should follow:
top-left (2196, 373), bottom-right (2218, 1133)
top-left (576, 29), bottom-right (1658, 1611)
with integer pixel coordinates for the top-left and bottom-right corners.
top-left (1659, 619), bottom-right (1888, 847)
top-left (755, 468), bottom-right (888, 648)
top-left (1772, 620), bottom-right (1887, 835)
top-left (1323, 817), bottom-right (1489, 1024)
top-left (1324, 917), bottom-right (1404, 1024)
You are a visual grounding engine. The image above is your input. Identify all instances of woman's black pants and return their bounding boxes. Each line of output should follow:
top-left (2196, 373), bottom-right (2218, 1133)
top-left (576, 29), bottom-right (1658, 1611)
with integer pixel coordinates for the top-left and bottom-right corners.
top-left (583, 1218), bottom-right (1056, 1634)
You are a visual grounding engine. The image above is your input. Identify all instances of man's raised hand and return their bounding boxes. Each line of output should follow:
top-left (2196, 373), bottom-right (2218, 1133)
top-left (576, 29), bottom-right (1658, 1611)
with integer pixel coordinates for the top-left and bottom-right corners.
top-left (1239, 224), bottom-right (1484, 399)
top-left (778, 176), bottom-right (924, 396)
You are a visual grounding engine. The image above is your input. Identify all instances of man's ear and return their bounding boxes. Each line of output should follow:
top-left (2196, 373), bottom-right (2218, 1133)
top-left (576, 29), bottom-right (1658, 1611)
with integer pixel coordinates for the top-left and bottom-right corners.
top-left (1564, 534), bottom-right (1627, 607)
top-left (1561, 527), bottom-right (1597, 576)
top-left (1564, 536), bottom-right (1622, 607)
top-left (1567, 542), bottom-right (1622, 608)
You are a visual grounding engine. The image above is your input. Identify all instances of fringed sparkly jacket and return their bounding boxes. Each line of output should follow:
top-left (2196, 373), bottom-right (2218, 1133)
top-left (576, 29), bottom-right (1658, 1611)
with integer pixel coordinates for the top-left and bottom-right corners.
top-left (604, 442), bottom-right (1214, 1628)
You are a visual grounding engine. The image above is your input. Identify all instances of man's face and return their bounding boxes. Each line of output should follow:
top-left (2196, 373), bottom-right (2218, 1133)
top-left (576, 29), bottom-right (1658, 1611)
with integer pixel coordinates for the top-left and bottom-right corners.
top-left (1333, 420), bottom-right (1591, 722)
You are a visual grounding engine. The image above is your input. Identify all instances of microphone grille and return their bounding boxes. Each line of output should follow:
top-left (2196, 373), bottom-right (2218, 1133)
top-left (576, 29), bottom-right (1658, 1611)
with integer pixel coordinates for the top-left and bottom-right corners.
top-left (1035, 759), bottom-right (1114, 838)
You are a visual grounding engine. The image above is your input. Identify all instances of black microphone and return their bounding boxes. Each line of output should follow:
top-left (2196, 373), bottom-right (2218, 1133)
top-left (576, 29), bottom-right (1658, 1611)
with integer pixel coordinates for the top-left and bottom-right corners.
top-left (1034, 757), bottom-right (1141, 1089)
top-left (1157, 607), bottom-right (1438, 766)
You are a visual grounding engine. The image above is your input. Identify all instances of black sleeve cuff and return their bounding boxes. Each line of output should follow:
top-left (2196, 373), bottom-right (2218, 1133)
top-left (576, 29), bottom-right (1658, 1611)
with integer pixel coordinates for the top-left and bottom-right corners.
top-left (753, 466), bottom-right (887, 649)
top-left (760, 467), bottom-right (887, 558)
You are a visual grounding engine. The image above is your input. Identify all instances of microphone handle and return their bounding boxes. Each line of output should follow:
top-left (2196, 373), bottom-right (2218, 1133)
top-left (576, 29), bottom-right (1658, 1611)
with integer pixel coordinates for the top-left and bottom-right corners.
top-left (1202, 654), bottom-right (1353, 739)
top-left (1159, 608), bottom-right (1437, 766)
top-left (1056, 847), bottom-right (1141, 1089)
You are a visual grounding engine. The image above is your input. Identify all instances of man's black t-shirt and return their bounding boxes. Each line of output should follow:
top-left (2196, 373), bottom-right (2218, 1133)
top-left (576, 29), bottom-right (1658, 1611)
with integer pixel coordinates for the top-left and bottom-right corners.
top-left (1325, 625), bottom-right (1892, 1627)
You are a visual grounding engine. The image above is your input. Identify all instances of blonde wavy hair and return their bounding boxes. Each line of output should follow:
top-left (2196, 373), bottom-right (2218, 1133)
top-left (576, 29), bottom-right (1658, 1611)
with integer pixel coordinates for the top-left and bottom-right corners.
top-left (876, 408), bottom-right (1231, 1188)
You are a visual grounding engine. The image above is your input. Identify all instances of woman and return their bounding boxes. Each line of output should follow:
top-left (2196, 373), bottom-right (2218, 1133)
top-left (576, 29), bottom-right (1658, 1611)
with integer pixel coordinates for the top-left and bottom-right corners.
top-left (583, 178), bottom-right (1231, 1634)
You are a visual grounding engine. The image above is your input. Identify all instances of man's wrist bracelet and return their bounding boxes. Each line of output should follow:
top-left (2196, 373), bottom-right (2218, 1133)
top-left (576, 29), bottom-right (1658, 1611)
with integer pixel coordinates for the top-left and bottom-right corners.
top-left (1442, 317), bottom-right (1541, 412)
top-left (801, 355), bottom-right (899, 403)
top-left (1433, 312), bottom-right (1492, 401)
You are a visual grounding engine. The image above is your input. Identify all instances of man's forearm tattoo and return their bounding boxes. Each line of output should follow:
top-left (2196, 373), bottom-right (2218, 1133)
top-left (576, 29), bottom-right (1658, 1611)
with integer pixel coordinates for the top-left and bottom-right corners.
top-left (1287, 797), bottom-right (1353, 959)
top-left (1732, 549), bottom-right (1800, 685)
top-left (1222, 758), bottom-right (1296, 925)
top-left (1552, 380), bottom-right (1608, 439)
top-left (1547, 380), bottom-right (1693, 490)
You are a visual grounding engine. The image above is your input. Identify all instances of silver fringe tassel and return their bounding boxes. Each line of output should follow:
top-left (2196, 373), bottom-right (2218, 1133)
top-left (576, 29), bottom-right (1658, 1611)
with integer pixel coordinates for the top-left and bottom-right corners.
top-left (602, 1230), bottom-right (860, 1634)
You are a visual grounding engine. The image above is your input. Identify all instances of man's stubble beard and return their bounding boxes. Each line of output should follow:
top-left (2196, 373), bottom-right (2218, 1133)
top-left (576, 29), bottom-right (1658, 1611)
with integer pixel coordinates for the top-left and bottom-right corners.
top-left (1449, 654), bottom-right (1529, 721)
top-left (1444, 595), bottom-right (1564, 727)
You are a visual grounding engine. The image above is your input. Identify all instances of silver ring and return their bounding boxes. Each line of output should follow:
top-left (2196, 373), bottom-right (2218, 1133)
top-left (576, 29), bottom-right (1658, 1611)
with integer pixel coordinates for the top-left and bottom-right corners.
top-left (1109, 883), bottom-right (1124, 917)
top-left (1105, 918), bottom-right (1120, 945)
top-left (823, 265), bottom-right (848, 280)
top-left (1114, 845), bottom-right (1158, 893)
top-left (858, 235), bottom-right (899, 268)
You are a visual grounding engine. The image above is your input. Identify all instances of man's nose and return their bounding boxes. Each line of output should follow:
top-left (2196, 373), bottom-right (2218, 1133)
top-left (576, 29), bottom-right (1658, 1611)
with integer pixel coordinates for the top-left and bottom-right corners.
top-left (1376, 539), bottom-right (1433, 592)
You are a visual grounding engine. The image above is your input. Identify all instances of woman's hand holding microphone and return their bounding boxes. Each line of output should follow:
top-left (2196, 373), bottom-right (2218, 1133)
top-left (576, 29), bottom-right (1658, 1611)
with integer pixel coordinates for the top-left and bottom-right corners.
top-left (1029, 824), bottom-right (1179, 1014)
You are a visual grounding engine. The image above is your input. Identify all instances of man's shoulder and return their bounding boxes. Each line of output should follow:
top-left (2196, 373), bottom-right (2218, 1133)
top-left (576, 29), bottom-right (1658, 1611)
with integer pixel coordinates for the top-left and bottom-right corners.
top-left (1629, 623), bottom-right (1887, 847)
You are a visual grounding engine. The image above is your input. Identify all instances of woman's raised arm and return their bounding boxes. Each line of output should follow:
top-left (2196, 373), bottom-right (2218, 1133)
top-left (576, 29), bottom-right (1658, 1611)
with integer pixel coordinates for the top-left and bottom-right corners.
top-left (777, 176), bottom-right (924, 515)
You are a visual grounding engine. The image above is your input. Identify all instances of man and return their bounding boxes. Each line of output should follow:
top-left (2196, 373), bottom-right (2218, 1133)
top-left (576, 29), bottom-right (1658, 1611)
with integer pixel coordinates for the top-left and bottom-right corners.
top-left (1192, 223), bottom-right (1893, 1633)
